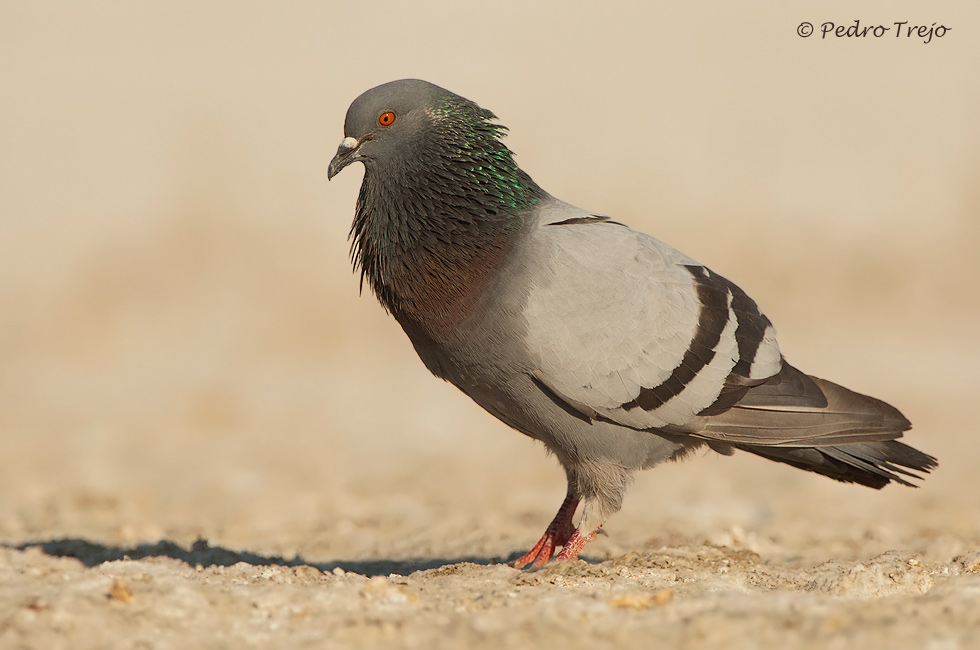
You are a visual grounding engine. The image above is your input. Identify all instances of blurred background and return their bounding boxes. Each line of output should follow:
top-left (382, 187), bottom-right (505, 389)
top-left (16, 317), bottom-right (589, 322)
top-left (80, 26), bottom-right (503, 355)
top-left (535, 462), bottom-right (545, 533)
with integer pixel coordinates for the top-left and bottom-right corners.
top-left (1, 1), bottom-right (977, 559)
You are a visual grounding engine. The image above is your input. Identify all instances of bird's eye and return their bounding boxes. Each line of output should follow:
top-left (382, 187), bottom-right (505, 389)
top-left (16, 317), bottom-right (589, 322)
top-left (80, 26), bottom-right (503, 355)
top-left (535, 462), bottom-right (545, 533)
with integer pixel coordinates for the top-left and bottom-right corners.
top-left (378, 111), bottom-right (396, 126)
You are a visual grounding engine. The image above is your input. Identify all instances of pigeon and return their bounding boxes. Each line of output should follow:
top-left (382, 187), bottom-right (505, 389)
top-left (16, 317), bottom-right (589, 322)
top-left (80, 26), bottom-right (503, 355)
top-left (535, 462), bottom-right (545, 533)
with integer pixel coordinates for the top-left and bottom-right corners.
top-left (327, 79), bottom-right (936, 568)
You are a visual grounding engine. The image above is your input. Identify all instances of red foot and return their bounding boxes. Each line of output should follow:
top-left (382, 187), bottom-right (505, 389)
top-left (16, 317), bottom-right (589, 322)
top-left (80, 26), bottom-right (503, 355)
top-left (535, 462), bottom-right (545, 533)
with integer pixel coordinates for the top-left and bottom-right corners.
top-left (553, 529), bottom-right (596, 562)
top-left (512, 494), bottom-right (580, 569)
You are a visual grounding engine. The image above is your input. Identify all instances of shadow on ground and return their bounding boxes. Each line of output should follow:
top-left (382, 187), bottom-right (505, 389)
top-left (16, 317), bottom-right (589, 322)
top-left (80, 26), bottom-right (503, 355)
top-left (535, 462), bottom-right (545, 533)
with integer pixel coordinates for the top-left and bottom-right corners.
top-left (8, 538), bottom-right (505, 577)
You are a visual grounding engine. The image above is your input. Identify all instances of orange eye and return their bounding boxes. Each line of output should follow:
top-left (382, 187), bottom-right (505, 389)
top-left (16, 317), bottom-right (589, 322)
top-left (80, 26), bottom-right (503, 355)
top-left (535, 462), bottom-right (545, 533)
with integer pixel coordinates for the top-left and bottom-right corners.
top-left (378, 111), bottom-right (396, 126)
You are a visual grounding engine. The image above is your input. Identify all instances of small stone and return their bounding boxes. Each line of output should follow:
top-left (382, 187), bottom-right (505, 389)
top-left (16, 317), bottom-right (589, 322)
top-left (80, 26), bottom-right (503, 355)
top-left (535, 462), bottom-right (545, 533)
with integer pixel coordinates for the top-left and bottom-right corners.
top-left (108, 579), bottom-right (134, 603)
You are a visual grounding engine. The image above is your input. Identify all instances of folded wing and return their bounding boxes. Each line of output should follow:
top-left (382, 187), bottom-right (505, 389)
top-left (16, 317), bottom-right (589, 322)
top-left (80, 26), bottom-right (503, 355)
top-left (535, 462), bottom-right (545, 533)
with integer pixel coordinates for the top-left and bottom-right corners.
top-left (524, 213), bottom-right (781, 431)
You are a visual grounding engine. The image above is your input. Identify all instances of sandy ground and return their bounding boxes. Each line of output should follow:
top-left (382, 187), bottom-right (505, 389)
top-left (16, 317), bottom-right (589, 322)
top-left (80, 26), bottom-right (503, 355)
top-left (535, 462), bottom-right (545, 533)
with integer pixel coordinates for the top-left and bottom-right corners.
top-left (2, 398), bottom-right (979, 649)
top-left (2, 2), bottom-right (980, 649)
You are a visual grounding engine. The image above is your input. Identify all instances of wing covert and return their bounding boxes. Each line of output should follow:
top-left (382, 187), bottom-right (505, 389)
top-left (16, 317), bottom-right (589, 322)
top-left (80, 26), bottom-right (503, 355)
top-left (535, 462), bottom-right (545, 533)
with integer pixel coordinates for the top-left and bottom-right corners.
top-left (523, 213), bottom-right (782, 431)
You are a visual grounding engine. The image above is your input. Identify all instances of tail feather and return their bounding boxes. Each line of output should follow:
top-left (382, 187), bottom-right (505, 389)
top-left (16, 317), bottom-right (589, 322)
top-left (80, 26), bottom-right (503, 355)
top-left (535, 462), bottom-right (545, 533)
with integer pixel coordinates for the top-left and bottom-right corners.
top-left (695, 361), bottom-right (937, 488)
top-left (739, 440), bottom-right (937, 488)
top-left (697, 364), bottom-right (912, 445)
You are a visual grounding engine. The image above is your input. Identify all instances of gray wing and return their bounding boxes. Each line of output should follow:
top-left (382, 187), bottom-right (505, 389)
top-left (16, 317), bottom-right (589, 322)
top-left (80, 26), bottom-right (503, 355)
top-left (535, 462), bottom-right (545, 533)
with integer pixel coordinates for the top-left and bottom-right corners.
top-left (523, 205), bottom-right (781, 432)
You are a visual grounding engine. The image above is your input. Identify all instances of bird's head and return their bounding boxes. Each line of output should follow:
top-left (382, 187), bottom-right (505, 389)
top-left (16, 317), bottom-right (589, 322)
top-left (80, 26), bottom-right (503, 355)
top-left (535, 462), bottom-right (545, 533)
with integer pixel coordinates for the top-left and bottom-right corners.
top-left (328, 79), bottom-right (470, 180)
top-left (327, 79), bottom-right (528, 185)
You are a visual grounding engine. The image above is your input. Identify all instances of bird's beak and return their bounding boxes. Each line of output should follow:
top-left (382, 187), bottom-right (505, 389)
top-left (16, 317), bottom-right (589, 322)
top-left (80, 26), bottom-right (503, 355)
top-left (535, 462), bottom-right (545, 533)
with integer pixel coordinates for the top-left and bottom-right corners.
top-left (327, 136), bottom-right (361, 180)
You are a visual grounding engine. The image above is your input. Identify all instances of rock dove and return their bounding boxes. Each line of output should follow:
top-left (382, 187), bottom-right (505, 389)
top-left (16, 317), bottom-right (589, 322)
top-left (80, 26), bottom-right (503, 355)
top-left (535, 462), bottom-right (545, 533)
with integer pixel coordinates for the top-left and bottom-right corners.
top-left (327, 79), bottom-right (936, 567)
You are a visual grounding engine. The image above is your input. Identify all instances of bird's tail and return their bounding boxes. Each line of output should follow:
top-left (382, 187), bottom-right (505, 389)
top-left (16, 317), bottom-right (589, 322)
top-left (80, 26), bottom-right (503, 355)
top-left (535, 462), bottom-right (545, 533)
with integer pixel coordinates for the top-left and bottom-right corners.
top-left (696, 362), bottom-right (937, 488)
top-left (735, 439), bottom-right (936, 488)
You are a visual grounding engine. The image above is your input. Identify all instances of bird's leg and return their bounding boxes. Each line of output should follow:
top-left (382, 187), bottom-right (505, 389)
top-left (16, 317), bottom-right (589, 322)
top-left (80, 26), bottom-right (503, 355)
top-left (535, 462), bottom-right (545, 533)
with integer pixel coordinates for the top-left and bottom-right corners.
top-left (551, 472), bottom-right (621, 562)
top-left (512, 492), bottom-right (580, 569)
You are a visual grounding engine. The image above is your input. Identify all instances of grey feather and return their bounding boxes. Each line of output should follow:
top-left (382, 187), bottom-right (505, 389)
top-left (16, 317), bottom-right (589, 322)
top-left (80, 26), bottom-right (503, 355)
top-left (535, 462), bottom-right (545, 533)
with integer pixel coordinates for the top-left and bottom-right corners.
top-left (739, 441), bottom-right (936, 488)
top-left (691, 363), bottom-right (910, 445)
